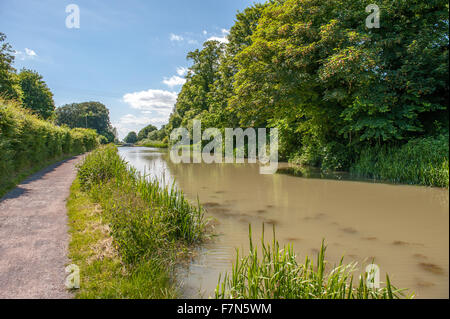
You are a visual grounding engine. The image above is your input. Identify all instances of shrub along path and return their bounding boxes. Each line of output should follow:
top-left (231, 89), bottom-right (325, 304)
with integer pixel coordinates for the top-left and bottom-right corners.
top-left (0, 155), bottom-right (84, 299)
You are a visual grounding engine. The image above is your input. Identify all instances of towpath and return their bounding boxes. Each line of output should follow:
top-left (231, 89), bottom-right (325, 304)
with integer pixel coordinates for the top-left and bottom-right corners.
top-left (0, 156), bottom-right (84, 299)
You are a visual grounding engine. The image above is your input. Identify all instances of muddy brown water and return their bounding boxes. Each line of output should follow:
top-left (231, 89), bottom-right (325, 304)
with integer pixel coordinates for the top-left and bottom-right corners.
top-left (118, 147), bottom-right (449, 299)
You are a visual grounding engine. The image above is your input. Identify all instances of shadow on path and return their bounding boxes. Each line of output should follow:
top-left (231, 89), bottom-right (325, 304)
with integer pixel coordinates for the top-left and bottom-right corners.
top-left (0, 156), bottom-right (77, 203)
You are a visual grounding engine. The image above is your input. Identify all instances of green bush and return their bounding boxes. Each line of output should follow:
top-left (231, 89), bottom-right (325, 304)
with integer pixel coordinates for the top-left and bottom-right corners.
top-left (0, 97), bottom-right (98, 193)
top-left (290, 141), bottom-right (353, 171)
top-left (351, 134), bottom-right (449, 187)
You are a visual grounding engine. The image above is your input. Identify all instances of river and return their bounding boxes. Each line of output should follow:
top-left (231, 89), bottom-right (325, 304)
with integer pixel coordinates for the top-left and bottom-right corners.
top-left (118, 146), bottom-right (449, 299)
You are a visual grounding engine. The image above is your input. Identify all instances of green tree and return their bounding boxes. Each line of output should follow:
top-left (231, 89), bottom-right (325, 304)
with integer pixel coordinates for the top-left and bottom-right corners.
top-left (231, 0), bottom-right (448, 163)
top-left (56, 102), bottom-right (115, 142)
top-left (167, 40), bottom-right (224, 133)
top-left (0, 32), bottom-right (22, 101)
top-left (137, 124), bottom-right (157, 141)
top-left (18, 69), bottom-right (55, 119)
top-left (124, 131), bottom-right (138, 144)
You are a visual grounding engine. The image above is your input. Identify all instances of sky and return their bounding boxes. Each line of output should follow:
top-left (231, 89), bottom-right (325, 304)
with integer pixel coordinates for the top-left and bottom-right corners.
top-left (0, 0), bottom-right (261, 139)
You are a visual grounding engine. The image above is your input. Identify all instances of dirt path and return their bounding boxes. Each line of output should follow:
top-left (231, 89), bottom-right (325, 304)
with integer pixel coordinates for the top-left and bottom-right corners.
top-left (0, 155), bottom-right (84, 299)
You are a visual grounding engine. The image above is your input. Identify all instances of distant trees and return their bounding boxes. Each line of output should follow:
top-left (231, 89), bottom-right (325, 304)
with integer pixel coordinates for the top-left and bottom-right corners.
top-left (137, 124), bottom-right (157, 141)
top-left (18, 69), bottom-right (55, 119)
top-left (56, 102), bottom-right (115, 142)
top-left (124, 131), bottom-right (138, 144)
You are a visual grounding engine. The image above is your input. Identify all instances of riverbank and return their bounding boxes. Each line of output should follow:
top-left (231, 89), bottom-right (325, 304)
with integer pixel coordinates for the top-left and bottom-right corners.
top-left (288, 134), bottom-right (449, 188)
top-left (67, 145), bottom-right (206, 298)
top-left (136, 139), bottom-right (168, 148)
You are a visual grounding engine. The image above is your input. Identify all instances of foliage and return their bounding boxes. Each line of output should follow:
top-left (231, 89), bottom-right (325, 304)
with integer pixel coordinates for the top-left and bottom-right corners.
top-left (232, 0), bottom-right (448, 145)
top-left (55, 101), bottom-right (115, 142)
top-left (0, 97), bottom-right (98, 195)
top-left (165, 0), bottom-right (448, 184)
top-left (351, 134), bottom-right (449, 187)
top-left (137, 124), bottom-right (157, 141)
top-left (18, 68), bottom-right (55, 119)
top-left (124, 131), bottom-right (138, 144)
top-left (67, 179), bottom-right (176, 299)
top-left (0, 33), bottom-right (22, 101)
top-left (72, 145), bottom-right (207, 297)
top-left (137, 139), bottom-right (168, 148)
top-left (216, 225), bottom-right (411, 299)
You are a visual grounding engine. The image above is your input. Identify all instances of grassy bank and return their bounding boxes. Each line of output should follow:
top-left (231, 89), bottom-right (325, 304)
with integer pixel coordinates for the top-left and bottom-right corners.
top-left (216, 225), bottom-right (411, 299)
top-left (351, 135), bottom-right (449, 188)
top-left (136, 139), bottom-right (168, 148)
top-left (0, 97), bottom-right (98, 197)
top-left (68, 144), bottom-right (206, 298)
top-left (286, 134), bottom-right (449, 188)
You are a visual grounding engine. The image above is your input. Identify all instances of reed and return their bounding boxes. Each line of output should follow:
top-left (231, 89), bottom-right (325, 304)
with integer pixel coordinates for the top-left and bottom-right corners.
top-left (73, 144), bottom-right (206, 297)
top-left (351, 134), bottom-right (449, 188)
top-left (216, 225), bottom-right (411, 299)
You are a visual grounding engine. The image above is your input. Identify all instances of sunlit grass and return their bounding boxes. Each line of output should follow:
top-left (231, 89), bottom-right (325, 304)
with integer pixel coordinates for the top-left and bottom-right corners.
top-left (352, 135), bottom-right (449, 188)
top-left (216, 225), bottom-right (412, 299)
top-left (70, 144), bottom-right (206, 298)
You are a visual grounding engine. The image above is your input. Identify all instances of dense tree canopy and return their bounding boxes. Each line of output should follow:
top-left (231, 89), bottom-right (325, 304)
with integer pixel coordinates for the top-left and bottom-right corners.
top-left (137, 124), bottom-right (157, 141)
top-left (165, 0), bottom-right (449, 168)
top-left (56, 102), bottom-right (115, 142)
top-left (124, 131), bottom-right (138, 144)
top-left (18, 69), bottom-right (55, 119)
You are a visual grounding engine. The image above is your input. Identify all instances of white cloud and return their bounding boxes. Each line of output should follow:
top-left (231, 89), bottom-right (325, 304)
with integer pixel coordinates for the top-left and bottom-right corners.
top-left (176, 67), bottom-right (188, 76)
top-left (119, 114), bottom-right (153, 126)
top-left (25, 48), bottom-right (37, 57)
top-left (202, 30), bottom-right (207, 35)
top-left (14, 48), bottom-right (37, 60)
top-left (170, 33), bottom-right (184, 41)
top-left (123, 89), bottom-right (177, 114)
top-left (207, 29), bottom-right (230, 44)
top-left (207, 36), bottom-right (229, 44)
top-left (163, 75), bottom-right (186, 88)
top-left (114, 113), bottom-right (170, 140)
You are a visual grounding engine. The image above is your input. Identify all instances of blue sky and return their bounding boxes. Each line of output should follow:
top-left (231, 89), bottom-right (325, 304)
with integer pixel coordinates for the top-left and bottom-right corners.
top-left (0, 0), bottom-right (261, 139)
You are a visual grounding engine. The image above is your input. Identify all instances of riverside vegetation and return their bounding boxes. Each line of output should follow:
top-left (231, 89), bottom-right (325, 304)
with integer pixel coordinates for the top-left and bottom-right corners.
top-left (68, 145), bottom-right (206, 298)
top-left (152, 0), bottom-right (449, 187)
top-left (0, 97), bottom-right (98, 197)
top-left (216, 225), bottom-right (409, 299)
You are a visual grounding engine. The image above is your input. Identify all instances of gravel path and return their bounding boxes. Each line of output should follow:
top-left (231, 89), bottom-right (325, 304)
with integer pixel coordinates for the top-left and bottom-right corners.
top-left (0, 156), bottom-right (84, 299)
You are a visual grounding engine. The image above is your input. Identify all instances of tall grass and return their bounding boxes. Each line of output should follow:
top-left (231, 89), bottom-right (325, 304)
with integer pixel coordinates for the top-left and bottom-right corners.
top-left (351, 134), bottom-right (449, 188)
top-left (216, 225), bottom-right (410, 299)
top-left (74, 145), bottom-right (206, 297)
top-left (0, 97), bottom-right (98, 195)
